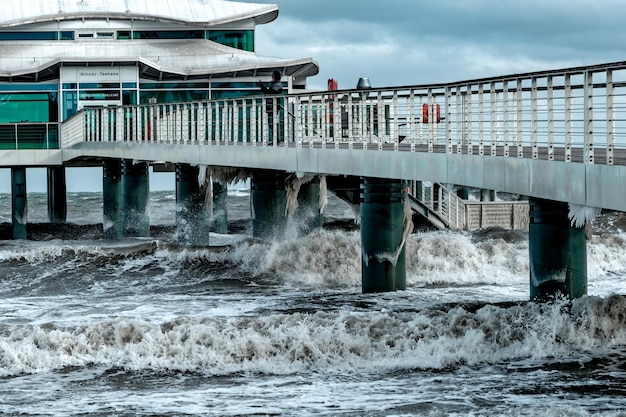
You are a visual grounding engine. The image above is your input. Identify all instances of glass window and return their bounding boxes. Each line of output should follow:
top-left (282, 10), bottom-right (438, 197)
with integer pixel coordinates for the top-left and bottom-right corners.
top-left (63, 91), bottom-right (78, 120)
top-left (117, 31), bottom-right (131, 40)
top-left (0, 32), bottom-right (58, 41)
top-left (17, 124), bottom-right (50, 150)
top-left (211, 81), bottom-right (260, 89)
top-left (139, 90), bottom-right (209, 104)
top-left (140, 82), bottom-right (211, 89)
top-left (133, 30), bottom-right (204, 40)
top-left (0, 84), bottom-right (58, 91)
top-left (60, 31), bottom-right (74, 40)
top-left (79, 90), bottom-right (121, 101)
top-left (207, 30), bottom-right (254, 52)
top-left (211, 90), bottom-right (260, 99)
top-left (79, 83), bottom-right (120, 89)
top-left (0, 93), bottom-right (55, 123)
top-left (122, 82), bottom-right (137, 89)
top-left (62, 83), bottom-right (78, 90)
top-left (0, 125), bottom-right (16, 150)
top-left (122, 90), bottom-right (137, 106)
top-left (97, 32), bottom-right (114, 38)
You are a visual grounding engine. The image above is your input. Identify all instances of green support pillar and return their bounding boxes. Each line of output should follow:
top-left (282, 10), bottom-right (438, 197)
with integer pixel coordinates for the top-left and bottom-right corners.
top-left (47, 167), bottom-right (67, 223)
top-left (212, 181), bottom-right (228, 234)
top-left (360, 177), bottom-right (407, 293)
top-left (529, 198), bottom-right (587, 300)
top-left (294, 177), bottom-right (323, 235)
top-left (251, 171), bottom-right (287, 240)
top-left (457, 186), bottom-right (470, 200)
top-left (11, 167), bottom-right (27, 240)
top-left (103, 160), bottom-right (123, 239)
top-left (175, 164), bottom-right (210, 245)
top-left (122, 160), bottom-right (150, 237)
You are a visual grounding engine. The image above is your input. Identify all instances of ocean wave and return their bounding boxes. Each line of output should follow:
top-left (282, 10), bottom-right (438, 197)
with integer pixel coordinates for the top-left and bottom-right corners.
top-left (1, 295), bottom-right (625, 377)
top-left (1, 228), bottom-right (626, 292)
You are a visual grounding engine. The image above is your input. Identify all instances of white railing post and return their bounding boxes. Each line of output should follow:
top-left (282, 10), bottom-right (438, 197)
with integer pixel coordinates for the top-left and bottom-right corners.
top-left (465, 85), bottom-right (472, 155)
top-left (547, 76), bottom-right (554, 161)
top-left (584, 70), bottom-right (594, 164)
top-left (478, 83), bottom-right (484, 156)
top-left (565, 74), bottom-right (572, 162)
top-left (607, 69), bottom-right (615, 165)
top-left (446, 86), bottom-right (453, 154)
top-left (490, 81), bottom-right (498, 156)
top-left (531, 77), bottom-right (538, 159)
top-left (503, 81), bottom-right (510, 157)
top-left (516, 78), bottom-right (523, 158)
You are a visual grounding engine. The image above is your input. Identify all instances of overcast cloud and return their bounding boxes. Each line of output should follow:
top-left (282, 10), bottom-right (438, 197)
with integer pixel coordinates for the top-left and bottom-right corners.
top-left (251, 0), bottom-right (626, 89)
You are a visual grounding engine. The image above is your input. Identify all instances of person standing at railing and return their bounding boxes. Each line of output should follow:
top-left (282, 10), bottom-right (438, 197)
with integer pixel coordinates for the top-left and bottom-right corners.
top-left (259, 70), bottom-right (283, 142)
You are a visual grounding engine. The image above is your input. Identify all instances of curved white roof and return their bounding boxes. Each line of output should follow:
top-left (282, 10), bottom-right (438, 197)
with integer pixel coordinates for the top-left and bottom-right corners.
top-left (0, 39), bottom-right (319, 82)
top-left (1, 0), bottom-right (278, 28)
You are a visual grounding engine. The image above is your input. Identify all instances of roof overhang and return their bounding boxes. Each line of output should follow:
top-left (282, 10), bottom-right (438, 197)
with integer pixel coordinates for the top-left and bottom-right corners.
top-left (1, 1), bottom-right (279, 28)
top-left (0, 58), bottom-right (319, 83)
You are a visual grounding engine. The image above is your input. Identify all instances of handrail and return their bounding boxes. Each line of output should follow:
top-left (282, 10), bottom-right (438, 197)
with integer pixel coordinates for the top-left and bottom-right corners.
top-left (0, 122), bottom-right (60, 150)
top-left (61, 60), bottom-right (626, 167)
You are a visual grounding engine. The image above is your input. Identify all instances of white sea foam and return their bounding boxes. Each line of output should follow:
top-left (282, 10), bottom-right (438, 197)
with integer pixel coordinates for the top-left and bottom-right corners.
top-left (1, 295), bottom-right (624, 378)
top-left (2, 227), bottom-right (626, 292)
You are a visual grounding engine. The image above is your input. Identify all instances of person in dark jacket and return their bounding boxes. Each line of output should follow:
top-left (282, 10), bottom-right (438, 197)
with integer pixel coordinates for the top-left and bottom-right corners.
top-left (259, 70), bottom-right (284, 141)
top-left (260, 70), bottom-right (283, 95)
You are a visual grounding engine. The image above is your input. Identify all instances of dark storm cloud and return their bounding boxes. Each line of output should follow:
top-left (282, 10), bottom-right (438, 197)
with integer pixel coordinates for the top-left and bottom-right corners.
top-left (249, 0), bottom-right (626, 89)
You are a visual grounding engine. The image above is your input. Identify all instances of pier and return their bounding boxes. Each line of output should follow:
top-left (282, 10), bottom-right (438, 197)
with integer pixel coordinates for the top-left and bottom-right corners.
top-left (3, 60), bottom-right (625, 299)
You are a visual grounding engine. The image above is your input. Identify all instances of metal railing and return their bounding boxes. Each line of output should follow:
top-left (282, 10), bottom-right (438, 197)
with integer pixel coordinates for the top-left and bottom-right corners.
top-left (410, 182), bottom-right (529, 230)
top-left (0, 122), bottom-right (60, 150)
top-left (61, 60), bottom-right (626, 166)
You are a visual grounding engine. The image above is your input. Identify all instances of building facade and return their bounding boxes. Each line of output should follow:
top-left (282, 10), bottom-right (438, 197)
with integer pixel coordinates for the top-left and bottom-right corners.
top-left (0, 0), bottom-right (319, 150)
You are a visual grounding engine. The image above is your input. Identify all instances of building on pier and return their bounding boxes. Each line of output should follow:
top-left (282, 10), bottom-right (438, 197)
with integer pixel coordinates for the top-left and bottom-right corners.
top-left (0, 0), bottom-right (319, 149)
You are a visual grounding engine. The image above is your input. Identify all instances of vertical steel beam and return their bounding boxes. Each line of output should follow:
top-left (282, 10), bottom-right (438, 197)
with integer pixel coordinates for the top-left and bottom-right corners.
top-left (175, 164), bottom-right (211, 245)
top-left (47, 166), bottom-right (67, 223)
top-left (360, 177), bottom-right (407, 293)
top-left (251, 170), bottom-right (288, 240)
top-left (121, 160), bottom-right (150, 237)
top-left (103, 159), bottom-right (123, 239)
top-left (212, 181), bottom-right (229, 235)
top-left (529, 198), bottom-right (587, 300)
top-left (11, 167), bottom-right (27, 240)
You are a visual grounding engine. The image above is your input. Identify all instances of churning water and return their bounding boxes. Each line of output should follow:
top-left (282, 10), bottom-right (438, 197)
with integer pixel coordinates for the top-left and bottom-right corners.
top-left (0, 190), bottom-right (624, 416)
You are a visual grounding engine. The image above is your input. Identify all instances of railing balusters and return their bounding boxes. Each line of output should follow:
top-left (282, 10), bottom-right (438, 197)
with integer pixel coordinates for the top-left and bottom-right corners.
top-left (55, 62), bottom-right (626, 174)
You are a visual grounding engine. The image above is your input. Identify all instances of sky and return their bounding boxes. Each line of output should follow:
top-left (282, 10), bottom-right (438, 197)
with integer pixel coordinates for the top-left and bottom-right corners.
top-left (251, 0), bottom-right (626, 90)
top-left (3, 0), bottom-right (625, 193)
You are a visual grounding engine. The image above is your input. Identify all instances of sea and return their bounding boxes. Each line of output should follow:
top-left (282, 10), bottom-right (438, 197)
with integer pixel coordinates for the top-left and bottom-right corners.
top-left (0, 188), bottom-right (624, 416)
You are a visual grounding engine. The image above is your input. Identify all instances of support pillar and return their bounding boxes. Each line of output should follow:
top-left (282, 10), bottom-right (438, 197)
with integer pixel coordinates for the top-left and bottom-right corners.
top-left (294, 178), bottom-right (323, 235)
top-left (457, 186), bottom-right (470, 200)
top-left (47, 167), bottom-right (67, 223)
top-left (251, 171), bottom-right (287, 240)
top-left (360, 177), bottom-right (407, 293)
top-left (481, 189), bottom-right (496, 202)
top-left (212, 181), bottom-right (228, 234)
top-left (175, 164), bottom-right (210, 245)
top-left (103, 160), bottom-right (123, 239)
top-left (529, 198), bottom-right (587, 300)
top-left (11, 167), bottom-right (27, 240)
top-left (122, 160), bottom-right (150, 237)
